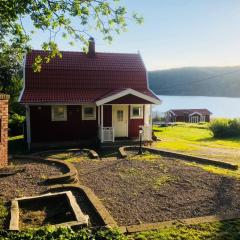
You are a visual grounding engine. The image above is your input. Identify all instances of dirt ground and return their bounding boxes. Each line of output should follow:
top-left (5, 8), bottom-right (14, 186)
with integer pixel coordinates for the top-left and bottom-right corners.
top-left (0, 159), bottom-right (65, 200)
top-left (75, 155), bottom-right (240, 226)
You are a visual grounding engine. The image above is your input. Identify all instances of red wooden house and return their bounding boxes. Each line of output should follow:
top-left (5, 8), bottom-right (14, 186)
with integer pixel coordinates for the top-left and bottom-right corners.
top-left (19, 39), bottom-right (161, 149)
top-left (166, 109), bottom-right (212, 123)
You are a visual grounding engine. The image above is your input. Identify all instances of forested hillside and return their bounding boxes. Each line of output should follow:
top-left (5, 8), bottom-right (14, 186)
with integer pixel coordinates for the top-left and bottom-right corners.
top-left (148, 66), bottom-right (240, 97)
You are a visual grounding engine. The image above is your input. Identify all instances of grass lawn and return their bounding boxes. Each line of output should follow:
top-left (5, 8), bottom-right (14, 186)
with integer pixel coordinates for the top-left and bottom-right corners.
top-left (129, 220), bottom-right (240, 240)
top-left (153, 123), bottom-right (240, 167)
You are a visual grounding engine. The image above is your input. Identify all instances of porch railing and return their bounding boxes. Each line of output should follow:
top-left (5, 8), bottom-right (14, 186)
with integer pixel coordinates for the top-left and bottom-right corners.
top-left (139, 125), bottom-right (152, 141)
top-left (99, 127), bottom-right (114, 142)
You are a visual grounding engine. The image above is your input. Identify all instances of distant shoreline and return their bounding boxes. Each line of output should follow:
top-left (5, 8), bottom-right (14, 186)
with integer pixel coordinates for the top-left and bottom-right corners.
top-left (148, 66), bottom-right (240, 99)
top-left (154, 94), bottom-right (240, 99)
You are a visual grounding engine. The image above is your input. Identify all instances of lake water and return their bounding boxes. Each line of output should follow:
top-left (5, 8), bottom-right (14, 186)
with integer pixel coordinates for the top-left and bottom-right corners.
top-left (153, 95), bottom-right (240, 118)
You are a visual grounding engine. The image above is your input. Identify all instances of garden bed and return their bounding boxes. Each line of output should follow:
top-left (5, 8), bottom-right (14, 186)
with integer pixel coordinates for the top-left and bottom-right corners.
top-left (74, 153), bottom-right (240, 226)
top-left (19, 195), bottom-right (74, 229)
top-left (0, 159), bottom-right (65, 201)
top-left (10, 191), bottom-right (89, 230)
top-left (0, 158), bottom-right (66, 229)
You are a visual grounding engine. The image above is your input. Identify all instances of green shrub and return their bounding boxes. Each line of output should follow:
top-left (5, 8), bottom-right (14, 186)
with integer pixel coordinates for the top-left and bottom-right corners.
top-left (209, 118), bottom-right (240, 138)
top-left (0, 199), bottom-right (8, 229)
top-left (8, 113), bottom-right (25, 136)
top-left (0, 227), bottom-right (127, 240)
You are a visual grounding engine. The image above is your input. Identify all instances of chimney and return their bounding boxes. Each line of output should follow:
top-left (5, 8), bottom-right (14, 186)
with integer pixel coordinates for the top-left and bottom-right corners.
top-left (88, 37), bottom-right (95, 57)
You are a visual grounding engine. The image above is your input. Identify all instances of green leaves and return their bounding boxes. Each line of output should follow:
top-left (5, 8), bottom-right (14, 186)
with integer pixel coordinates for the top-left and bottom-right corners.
top-left (0, 0), bottom-right (143, 71)
top-left (0, 227), bottom-right (127, 240)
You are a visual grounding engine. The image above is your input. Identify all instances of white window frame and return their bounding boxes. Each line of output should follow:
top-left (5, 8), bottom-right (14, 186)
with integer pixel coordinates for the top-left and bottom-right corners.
top-left (82, 105), bottom-right (96, 120)
top-left (51, 105), bottom-right (67, 122)
top-left (130, 105), bottom-right (143, 119)
top-left (190, 116), bottom-right (199, 123)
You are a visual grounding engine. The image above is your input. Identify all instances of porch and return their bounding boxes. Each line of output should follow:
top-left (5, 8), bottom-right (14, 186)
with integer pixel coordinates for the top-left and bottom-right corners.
top-left (97, 104), bottom-right (153, 143)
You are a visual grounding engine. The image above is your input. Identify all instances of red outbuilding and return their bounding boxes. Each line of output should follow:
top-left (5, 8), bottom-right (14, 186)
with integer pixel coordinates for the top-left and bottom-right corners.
top-left (166, 109), bottom-right (212, 123)
top-left (19, 39), bottom-right (161, 149)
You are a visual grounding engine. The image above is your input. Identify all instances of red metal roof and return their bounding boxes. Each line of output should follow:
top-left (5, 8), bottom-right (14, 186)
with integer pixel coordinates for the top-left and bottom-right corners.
top-left (20, 50), bottom-right (157, 103)
top-left (25, 50), bottom-right (146, 71)
top-left (20, 50), bottom-right (159, 104)
top-left (170, 109), bottom-right (212, 116)
top-left (20, 88), bottom-right (158, 104)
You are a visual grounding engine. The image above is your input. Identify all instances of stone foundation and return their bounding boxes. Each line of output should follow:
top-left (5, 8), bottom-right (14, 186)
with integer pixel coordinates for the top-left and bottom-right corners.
top-left (0, 94), bottom-right (9, 168)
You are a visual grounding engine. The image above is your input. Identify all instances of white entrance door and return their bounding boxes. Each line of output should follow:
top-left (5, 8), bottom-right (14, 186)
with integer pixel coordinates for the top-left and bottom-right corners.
top-left (112, 105), bottom-right (128, 137)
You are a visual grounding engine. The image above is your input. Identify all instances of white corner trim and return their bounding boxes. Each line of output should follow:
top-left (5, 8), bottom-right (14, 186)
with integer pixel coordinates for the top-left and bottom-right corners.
top-left (189, 112), bottom-right (203, 117)
top-left (96, 88), bottom-right (161, 106)
top-left (18, 53), bottom-right (27, 103)
top-left (25, 105), bottom-right (31, 149)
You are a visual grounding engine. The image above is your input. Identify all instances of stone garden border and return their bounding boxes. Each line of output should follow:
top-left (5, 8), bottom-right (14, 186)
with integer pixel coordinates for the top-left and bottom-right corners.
top-left (47, 184), bottom-right (118, 228)
top-left (9, 191), bottom-right (89, 230)
top-left (122, 212), bottom-right (240, 233)
top-left (119, 146), bottom-right (238, 170)
top-left (31, 148), bottom-right (99, 159)
top-left (11, 155), bottom-right (79, 184)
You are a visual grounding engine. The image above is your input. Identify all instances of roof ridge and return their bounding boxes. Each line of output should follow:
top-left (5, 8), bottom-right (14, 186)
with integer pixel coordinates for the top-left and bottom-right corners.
top-left (29, 49), bottom-right (140, 56)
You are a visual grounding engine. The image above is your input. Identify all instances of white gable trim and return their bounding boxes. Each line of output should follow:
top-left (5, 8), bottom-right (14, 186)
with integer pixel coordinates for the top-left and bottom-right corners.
top-left (168, 110), bottom-right (176, 116)
top-left (96, 88), bottom-right (161, 106)
top-left (189, 112), bottom-right (203, 117)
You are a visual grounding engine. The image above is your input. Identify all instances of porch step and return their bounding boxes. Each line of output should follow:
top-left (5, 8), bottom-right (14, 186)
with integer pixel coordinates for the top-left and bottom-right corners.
top-left (100, 140), bottom-right (139, 149)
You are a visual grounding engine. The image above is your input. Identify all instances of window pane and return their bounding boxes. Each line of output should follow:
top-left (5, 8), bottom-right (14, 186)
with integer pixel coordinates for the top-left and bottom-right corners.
top-left (132, 107), bottom-right (141, 117)
top-left (117, 110), bottom-right (123, 121)
top-left (54, 106), bottom-right (65, 119)
top-left (84, 107), bottom-right (94, 116)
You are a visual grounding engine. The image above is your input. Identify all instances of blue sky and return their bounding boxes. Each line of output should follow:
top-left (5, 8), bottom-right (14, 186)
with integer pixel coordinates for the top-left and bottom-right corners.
top-left (28, 0), bottom-right (240, 70)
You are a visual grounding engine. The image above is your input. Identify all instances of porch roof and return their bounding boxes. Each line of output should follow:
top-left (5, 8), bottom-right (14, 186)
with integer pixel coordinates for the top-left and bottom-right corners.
top-left (96, 88), bottom-right (161, 105)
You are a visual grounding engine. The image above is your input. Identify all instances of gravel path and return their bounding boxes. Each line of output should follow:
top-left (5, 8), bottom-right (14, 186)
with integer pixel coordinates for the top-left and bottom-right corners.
top-left (0, 159), bottom-right (65, 200)
top-left (75, 157), bottom-right (240, 226)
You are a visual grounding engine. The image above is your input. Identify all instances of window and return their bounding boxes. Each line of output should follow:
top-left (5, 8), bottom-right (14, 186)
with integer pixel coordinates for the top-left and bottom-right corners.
top-left (117, 110), bottom-right (124, 122)
top-left (82, 105), bottom-right (96, 120)
top-left (190, 116), bottom-right (199, 123)
top-left (131, 105), bottom-right (143, 119)
top-left (51, 106), bottom-right (67, 121)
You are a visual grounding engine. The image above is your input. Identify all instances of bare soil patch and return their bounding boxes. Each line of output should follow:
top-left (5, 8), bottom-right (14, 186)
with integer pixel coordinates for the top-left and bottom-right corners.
top-left (0, 159), bottom-right (65, 201)
top-left (75, 155), bottom-right (240, 226)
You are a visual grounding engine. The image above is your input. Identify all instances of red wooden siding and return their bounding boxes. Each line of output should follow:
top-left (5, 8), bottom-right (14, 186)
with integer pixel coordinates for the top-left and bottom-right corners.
top-left (30, 106), bottom-right (98, 142)
top-left (103, 105), bottom-right (112, 127)
top-left (108, 94), bottom-right (152, 104)
top-left (128, 105), bottom-right (144, 138)
top-left (170, 114), bottom-right (210, 122)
